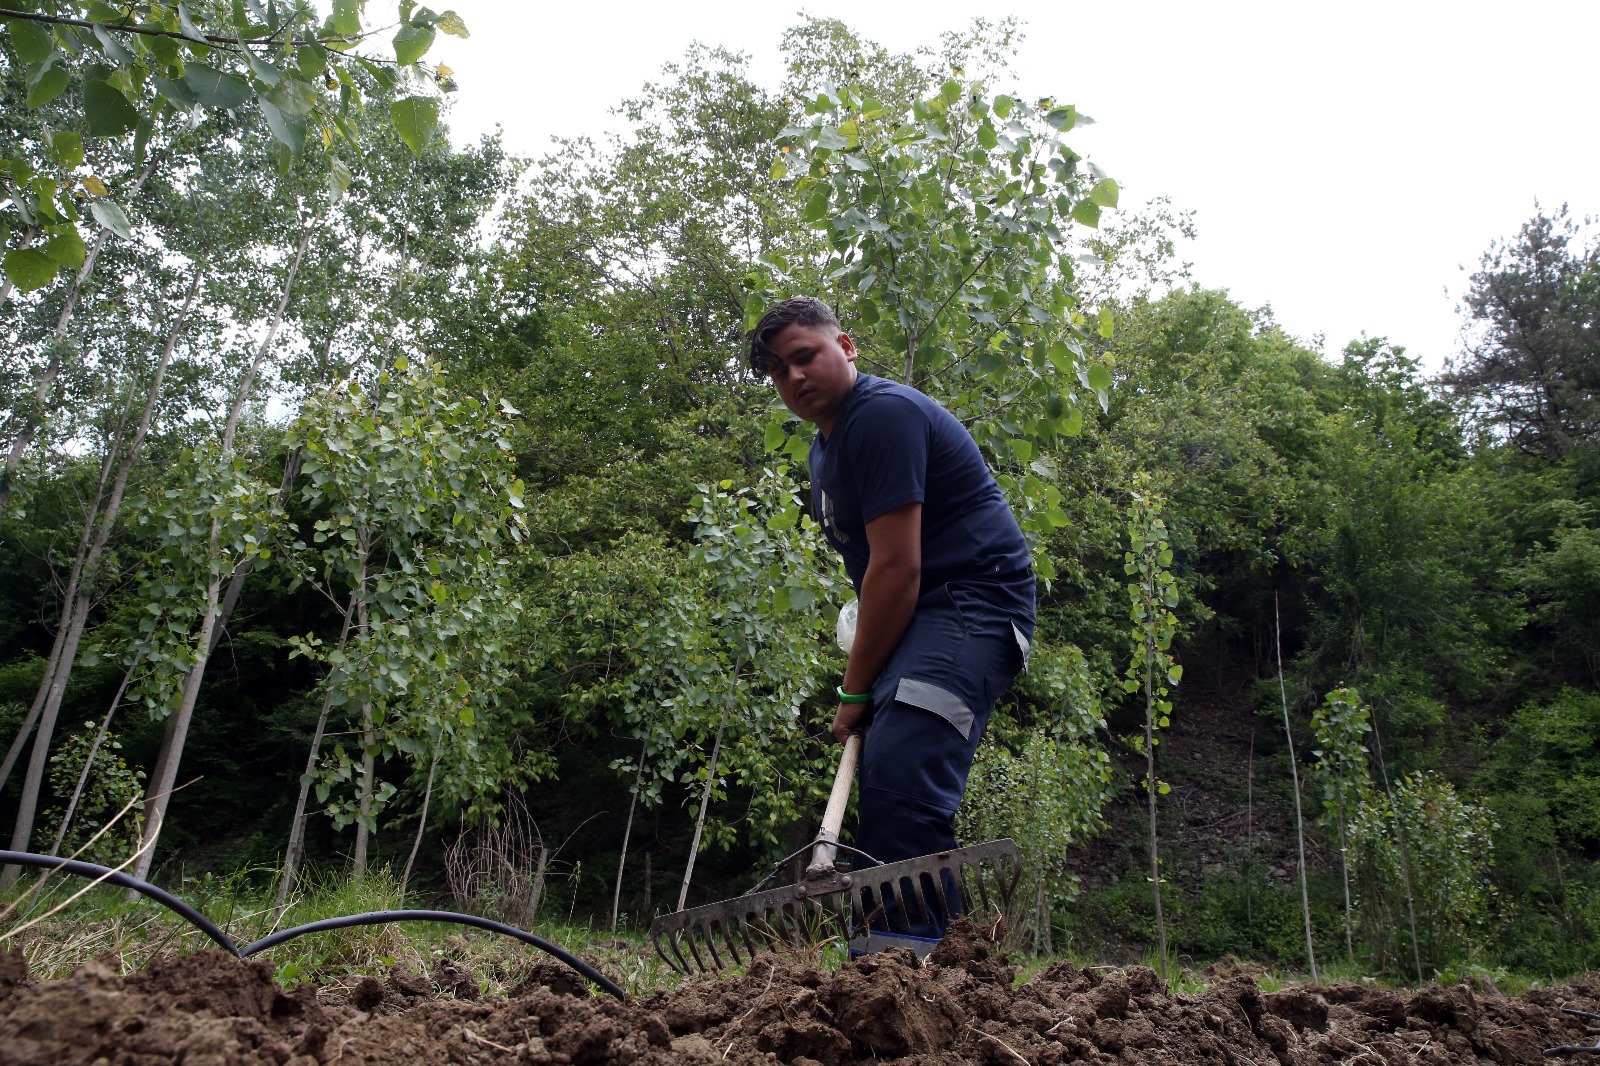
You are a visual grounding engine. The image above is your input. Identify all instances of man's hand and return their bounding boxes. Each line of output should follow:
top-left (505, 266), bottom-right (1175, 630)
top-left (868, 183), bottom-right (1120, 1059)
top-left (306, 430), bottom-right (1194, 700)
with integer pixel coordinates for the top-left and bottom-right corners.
top-left (832, 700), bottom-right (870, 743)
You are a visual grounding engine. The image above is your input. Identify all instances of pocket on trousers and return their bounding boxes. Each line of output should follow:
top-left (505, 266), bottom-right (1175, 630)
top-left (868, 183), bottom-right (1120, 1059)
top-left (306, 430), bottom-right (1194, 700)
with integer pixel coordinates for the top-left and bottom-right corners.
top-left (893, 678), bottom-right (975, 740)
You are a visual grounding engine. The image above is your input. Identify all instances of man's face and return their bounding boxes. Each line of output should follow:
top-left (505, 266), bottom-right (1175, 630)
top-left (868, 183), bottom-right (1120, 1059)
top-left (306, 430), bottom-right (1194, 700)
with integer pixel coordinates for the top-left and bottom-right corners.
top-left (765, 323), bottom-right (859, 433)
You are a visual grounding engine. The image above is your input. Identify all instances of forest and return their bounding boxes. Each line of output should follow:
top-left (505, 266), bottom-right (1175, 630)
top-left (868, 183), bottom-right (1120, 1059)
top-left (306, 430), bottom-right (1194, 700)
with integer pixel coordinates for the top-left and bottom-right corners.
top-left (2, 3), bottom-right (1598, 995)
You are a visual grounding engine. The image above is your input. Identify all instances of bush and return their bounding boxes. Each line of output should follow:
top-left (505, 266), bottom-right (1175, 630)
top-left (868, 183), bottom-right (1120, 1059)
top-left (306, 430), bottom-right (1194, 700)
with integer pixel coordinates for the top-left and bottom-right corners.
top-left (1348, 772), bottom-right (1497, 972)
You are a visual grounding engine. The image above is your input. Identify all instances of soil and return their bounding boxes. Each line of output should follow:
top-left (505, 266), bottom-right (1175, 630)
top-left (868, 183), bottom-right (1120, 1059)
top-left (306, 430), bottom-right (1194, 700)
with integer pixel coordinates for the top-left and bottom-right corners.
top-left (2, 924), bottom-right (1597, 1065)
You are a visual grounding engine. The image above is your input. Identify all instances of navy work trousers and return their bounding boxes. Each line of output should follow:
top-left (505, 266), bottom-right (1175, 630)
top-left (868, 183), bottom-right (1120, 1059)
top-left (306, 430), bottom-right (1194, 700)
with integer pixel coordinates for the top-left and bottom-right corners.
top-left (853, 581), bottom-right (1030, 939)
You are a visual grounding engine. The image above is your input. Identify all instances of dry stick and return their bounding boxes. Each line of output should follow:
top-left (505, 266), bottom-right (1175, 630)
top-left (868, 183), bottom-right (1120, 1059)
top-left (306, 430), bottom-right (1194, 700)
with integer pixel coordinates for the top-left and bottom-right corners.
top-left (399, 727), bottom-right (445, 899)
top-left (612, 741), bottom-right (648, 932)
top-left (131, 229), bottom-right (311, 888)
top-left (677, 705), bottom-right (731, 912)
top-left (1245, 724), bottom-right (1255, 925)
top-left (1366, 719), bottom-right (1424, 982)
top-left (47, 650), bottom-right (145, 858)
top-left (1273, 593), bottom-right (1318, 983)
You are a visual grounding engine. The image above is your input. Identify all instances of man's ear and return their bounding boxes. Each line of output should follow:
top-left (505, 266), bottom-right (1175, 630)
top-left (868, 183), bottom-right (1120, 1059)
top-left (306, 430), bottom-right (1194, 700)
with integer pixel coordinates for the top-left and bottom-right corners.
top-left (839, 332), bottom-right (859, 360)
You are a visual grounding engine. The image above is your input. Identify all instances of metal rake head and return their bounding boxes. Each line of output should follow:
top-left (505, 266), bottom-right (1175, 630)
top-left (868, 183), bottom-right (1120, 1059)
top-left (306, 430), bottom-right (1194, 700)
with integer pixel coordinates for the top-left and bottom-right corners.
top-left (649, 838), bottom-right (1023, 975)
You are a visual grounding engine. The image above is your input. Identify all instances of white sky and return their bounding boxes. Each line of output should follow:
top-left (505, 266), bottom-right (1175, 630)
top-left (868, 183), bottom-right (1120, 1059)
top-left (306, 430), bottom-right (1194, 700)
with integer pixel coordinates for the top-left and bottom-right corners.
top-left (420, 0), bottom-right (1598, 371)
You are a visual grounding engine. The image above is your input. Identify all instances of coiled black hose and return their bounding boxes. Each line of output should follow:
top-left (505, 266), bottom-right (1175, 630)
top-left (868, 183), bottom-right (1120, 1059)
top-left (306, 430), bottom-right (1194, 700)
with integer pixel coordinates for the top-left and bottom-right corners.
top-left (0, 850), bottom-right (626, 1000)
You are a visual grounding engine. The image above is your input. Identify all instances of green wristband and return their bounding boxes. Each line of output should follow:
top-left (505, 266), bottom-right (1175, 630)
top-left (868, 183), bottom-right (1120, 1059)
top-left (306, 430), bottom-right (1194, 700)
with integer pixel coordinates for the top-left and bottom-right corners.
top-left (836, 686), bottom-right (872, 704)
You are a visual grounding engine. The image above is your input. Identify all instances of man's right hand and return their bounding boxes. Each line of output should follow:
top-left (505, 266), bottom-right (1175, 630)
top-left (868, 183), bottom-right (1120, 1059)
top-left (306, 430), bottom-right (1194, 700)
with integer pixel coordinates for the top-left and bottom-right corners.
top-left (832, 700), bottom-right (870, 743)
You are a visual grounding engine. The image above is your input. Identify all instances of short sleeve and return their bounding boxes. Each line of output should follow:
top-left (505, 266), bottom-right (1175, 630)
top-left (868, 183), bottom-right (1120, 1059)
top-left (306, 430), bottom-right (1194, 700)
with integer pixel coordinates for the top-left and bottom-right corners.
top-left (843, 395), bottom-right (928, 524)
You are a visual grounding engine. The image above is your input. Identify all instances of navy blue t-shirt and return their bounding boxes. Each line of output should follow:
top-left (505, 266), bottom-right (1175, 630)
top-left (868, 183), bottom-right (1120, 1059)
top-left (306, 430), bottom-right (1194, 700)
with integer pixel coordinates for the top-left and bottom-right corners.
top-left (809, 374), bottom-right (1035, 628)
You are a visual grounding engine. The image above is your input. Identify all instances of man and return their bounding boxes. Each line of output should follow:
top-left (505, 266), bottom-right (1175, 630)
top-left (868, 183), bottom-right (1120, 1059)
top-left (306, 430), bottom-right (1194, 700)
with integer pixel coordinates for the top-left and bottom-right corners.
top-left (749, 296), bottom-right (1035, 940)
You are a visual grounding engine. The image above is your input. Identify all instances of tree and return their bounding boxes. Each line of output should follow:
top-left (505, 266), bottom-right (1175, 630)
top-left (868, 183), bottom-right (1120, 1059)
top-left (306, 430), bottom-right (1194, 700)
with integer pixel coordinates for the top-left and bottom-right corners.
top-left (1311, 686), bottom-right (1373, 962)
top-left (1348, 771), bottom-right (1498, 972)
top-left (277, 356), bottom-right (525, 898)
top-left (1123, 473), bottom-right (1178, 981)
top-left (1445, 206), bottom-right (1600, 470)
top-left (1, 0), bottom-right (466, 294)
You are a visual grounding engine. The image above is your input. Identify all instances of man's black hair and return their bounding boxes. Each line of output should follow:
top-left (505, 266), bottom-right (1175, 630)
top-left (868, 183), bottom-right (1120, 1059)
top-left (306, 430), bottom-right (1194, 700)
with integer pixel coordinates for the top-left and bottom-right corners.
top-left (748, 296), bottom-right (841, 374)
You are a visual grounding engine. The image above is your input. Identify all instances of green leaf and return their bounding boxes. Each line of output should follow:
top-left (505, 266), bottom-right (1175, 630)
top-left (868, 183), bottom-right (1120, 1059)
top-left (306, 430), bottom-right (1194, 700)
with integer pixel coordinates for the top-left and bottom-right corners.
top-left (436, 10), bottom-right (469, 37)
top-left (330, 0), bottom-right (360, 36)
top-left (1044, 105), bottom-right (1076, 131)
top-left (43, 225), bottom-right (85, 268)
top-left (264, 76), bottom-right (317, 116)
top-left (1086, 363), bottom-right (1112, 391)
top-left (1097, 306), bottom-right (1116, 339)
top-left (3, 248), bottom-right (58, 291)
top-left (185, 63), bottom-right (251, 108)
top-left (83, 76), bottom-right (140, 135)
top-left (177, 2), bottom-right (209, 42)
top-left (8, 19), bottom-right (55, 65)
top-left (89, 199), bottom-right (133, 239)
top-left (151, 75), bottom-right (200, 109)
top-left (260, 99), bottom-right (306, 153)
top-left (327, 156), bottom-right (353, 204)
top-left (1071, 199), bottom-right (1101, 228)
top-left (993, 94), bottom-right (1013, 119)
top-left (1089, 177), bottom-right (1119, 208)
top-left (763, 420), bottom-right (786, 452)
top-left (389, 95), bottom-right (439, 154)
top-left (26, 64), bottom-right (69, 109)
top-left (91, 23), bottom-right (135, 66)
top-left (786, 586), bottom-right (815, 611)
top-left (803, 188), bottom-right (830, 223)
top-left (393, 23), bottom-right (436, 65)
top-left (245, 51), bottom-right (284, 86)
top-left (47, 130), bottom-right (83, 169)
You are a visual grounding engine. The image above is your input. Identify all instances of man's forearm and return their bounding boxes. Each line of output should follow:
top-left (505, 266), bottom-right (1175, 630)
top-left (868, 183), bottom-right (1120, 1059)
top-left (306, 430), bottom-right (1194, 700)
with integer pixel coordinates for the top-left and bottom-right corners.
top-left (842, 556), bottom-right (920, 696)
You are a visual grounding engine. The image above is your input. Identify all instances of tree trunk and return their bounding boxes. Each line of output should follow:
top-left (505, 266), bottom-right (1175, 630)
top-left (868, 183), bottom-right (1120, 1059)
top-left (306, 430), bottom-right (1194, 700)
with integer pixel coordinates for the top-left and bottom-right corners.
top-left (277, 592), bottom-right (360, 910)
top-left (352, 699), bottom-right (376, 880)
top-left (1143, 633), bottom-right (1168, 983)
top-left (676, 708), bottom-right (730, 912)
top-left (128, 233), bottom-right (308, 887)
top-left (206, 447), bottom-right (303, 661)
top-left (1274, 594), bottom-right (1319, 983)
top-left (399, 727), bottom-right (444, 899)
top-left (612, 742), bottom-right (647, 932)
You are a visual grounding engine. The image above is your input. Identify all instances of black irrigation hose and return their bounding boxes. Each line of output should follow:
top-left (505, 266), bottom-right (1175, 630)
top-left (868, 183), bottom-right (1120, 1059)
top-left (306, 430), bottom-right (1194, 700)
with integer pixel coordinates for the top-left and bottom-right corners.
top-left (0, 850), bottom-right (240, 955)
top-left (240, 910), bottom-right (626, 1000)
top-left (0, 851), bottom-right (626, 1001)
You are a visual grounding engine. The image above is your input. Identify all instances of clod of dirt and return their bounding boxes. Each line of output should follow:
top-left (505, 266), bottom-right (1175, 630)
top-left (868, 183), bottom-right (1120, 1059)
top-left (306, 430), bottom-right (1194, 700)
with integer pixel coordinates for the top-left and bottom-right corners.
top-left (827, 950), bottom-right (964, 1057)
top-left (0, 948), bottom-right (27, 1000)
top-left (510, 957), bottom-right (591, 999)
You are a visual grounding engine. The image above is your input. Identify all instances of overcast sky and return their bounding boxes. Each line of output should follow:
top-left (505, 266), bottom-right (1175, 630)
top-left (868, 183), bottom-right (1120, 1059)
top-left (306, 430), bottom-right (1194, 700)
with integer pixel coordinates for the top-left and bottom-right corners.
top-left (420, 0), bottom-right (1597, 371)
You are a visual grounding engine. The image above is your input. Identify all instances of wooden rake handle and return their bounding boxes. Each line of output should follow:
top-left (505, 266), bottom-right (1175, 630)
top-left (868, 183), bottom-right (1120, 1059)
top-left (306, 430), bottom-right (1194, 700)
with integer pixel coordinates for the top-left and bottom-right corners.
top-left (806, 732), bottom-right (862, 876)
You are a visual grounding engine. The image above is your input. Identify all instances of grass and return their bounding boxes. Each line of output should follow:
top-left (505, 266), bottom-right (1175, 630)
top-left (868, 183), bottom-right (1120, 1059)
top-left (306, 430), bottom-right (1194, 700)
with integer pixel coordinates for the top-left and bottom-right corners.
top-left (0, 861), bottom-right (685, 998)
top-left (1, 858), bottom-right (1585, 1002)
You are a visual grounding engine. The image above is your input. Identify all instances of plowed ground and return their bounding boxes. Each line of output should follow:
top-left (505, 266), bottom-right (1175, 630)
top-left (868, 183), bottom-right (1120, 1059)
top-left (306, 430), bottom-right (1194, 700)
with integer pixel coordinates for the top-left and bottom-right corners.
top-left (2, 925), bottom-right (1596, 1065)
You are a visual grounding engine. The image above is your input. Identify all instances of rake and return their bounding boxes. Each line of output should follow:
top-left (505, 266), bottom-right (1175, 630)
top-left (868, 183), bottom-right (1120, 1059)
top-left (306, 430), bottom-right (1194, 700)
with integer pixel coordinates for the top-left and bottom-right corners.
top-left (650, 733), bottom-right (1022, 974)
